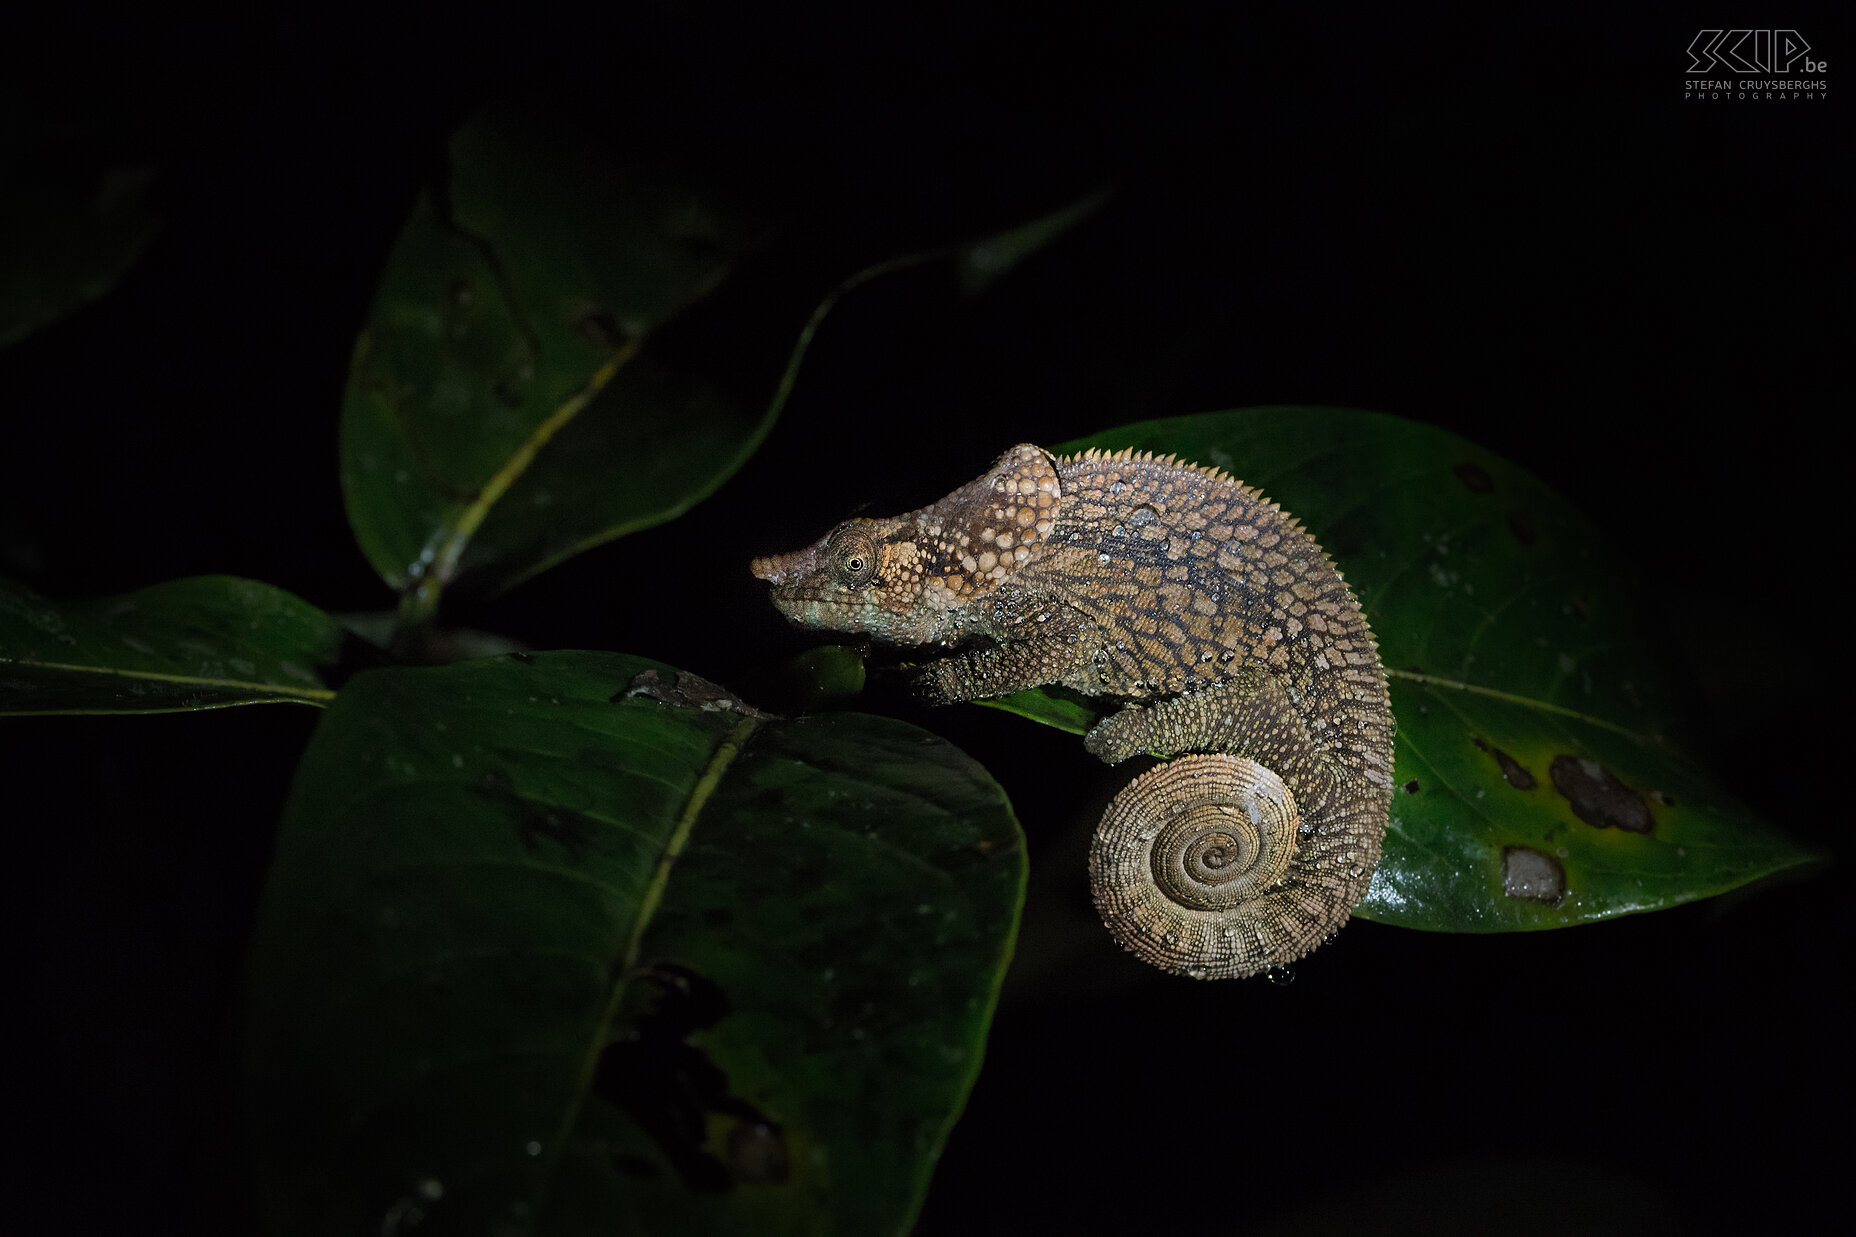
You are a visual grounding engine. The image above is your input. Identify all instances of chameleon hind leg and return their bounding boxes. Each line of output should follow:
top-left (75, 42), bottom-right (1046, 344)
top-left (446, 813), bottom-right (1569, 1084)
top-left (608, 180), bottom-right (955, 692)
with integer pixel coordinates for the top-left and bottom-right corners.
top-left (1082, 667), bottom-right (1337, 807)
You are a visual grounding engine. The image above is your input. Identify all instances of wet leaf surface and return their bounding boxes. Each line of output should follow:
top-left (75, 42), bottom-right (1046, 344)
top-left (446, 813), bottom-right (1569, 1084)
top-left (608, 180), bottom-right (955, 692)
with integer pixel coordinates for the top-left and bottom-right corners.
top-left (983, 408), bottom-right (1813, 931)
top-left (0, 575), bottom-right (350, 713)
top-left (247, 651), bottom-right (1024, 1236)
top-left (340, 94), bottom-right (768, 605)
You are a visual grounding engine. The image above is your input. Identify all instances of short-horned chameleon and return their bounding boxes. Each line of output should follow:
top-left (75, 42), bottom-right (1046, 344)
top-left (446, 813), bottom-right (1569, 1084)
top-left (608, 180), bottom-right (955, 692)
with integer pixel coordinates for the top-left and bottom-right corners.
top-left (751, 443), bottom-right (1394, 978)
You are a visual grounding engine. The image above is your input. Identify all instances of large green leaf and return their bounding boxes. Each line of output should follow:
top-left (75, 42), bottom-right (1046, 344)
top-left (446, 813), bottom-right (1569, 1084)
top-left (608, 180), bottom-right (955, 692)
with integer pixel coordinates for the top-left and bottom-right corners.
top-left (246, 651), bottom-right (1024, 1236)
top-left (0, 575), bottom-right (348, 713)
top-left (984, 408), bottom-right (1811, 931)
top-left (340, 95), bottom-right (765, 611)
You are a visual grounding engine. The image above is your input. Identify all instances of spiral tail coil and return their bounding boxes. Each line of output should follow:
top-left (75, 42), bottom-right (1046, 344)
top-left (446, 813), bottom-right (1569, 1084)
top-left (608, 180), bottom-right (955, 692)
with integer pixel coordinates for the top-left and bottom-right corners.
top-left (1090, 753), bottom-right (1376, 979)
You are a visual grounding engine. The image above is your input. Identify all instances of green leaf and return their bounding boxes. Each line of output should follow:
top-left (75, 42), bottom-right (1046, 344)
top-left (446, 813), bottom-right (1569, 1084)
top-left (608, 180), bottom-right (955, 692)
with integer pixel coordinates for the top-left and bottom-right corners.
top-left (989, 408), bottom-right (1811, 931)
top-left (0, 150), bottom-right (160, 348)
top-left (340, 94), bottom-right (767, 611)
top-left (247, 651), bottom-right (1024, 1236)
top-left (0, 575), bottom-right (350, 714)
top-left (765, 644), bottom-right (869, 710)
top-left (982, 684), bottom-right (1100, 736)
top-left (955, 188), bottom-right (1110, 296)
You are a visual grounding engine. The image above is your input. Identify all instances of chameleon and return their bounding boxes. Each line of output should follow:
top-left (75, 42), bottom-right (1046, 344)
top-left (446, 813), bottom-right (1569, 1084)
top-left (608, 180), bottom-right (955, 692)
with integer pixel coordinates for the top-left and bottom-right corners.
top-left (750, 443), bottom-right (1395, 978)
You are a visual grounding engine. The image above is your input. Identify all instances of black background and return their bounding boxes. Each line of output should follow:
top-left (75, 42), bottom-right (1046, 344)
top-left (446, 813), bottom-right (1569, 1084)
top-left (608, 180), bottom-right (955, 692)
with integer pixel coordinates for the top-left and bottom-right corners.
top-left (2, 5), bottom-right (1847, 1234)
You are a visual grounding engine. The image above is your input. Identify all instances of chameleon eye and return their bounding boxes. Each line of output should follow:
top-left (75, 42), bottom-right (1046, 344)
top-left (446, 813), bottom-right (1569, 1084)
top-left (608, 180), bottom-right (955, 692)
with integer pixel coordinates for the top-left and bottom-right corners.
top-left (825, 524), bottom-right (878, 589)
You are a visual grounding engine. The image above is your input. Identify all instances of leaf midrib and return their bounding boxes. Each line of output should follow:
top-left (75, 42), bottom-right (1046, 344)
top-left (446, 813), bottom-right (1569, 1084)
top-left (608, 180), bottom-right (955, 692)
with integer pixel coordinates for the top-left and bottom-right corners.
top-left (535, 710), bottom-right (764, 1206)
top-left (0, 656), bottom-right (335, 706)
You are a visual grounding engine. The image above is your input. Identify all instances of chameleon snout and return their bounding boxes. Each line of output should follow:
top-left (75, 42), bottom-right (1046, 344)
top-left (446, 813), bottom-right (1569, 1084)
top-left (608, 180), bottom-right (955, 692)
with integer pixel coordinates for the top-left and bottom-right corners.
top-left (749, 544), bottom-right (820, 584)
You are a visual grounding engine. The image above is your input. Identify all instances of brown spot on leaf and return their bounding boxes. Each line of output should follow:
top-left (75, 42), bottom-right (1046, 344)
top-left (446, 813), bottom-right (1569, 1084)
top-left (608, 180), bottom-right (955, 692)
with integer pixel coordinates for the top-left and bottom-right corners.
top-left (1550, 755), bottom-right (1653, 833)
top-left (726, 1120), bottom-right (790, 1185)
top-left (1403, 779), bottom-right (1421, 794)
top-left (572, 300), bottom-right (626, 351)
top-left (1506, 511), bottom-right (1536, 547)
top-left (1502, 845), bottom-right (1566, 904)
top-left (513, 802), bottom-right (598, 859)
top-left (1453, 462), bottom-right (1494, 493)
top-left (1472, 737), bottom-right (1537, 789)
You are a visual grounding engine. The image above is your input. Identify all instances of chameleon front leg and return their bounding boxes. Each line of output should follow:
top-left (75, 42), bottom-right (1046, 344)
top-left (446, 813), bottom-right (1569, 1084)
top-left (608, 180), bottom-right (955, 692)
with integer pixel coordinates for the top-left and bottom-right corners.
top-left (1083, 667), bottom-right (1338, 807)
top-left (912, 592), bottom-right (1099, 704)
top-left (913, 634), bottom-right (1095, 704)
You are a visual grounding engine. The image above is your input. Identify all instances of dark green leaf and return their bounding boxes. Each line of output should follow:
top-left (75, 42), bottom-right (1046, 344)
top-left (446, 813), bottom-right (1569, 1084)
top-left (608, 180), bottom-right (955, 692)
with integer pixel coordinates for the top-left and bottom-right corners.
top-left (247, 651), bottom-right (1024, 1236)
top-left (983, 684), bottom-right (1100, 736)
top-left (955, 188), bottom-right (1110, 296)
top-left (0, 150), bottom-right (159, 348)
top-left (334, 610), bottom-right (530, 664)
top-left (766, 644), bottom-right (868, 709)
top-left (340, 94), bottom-right (767, 608)
top-left (0, 575), bottom-right (349, 714)
top-left (988, 408), bottom-right (1812, 931)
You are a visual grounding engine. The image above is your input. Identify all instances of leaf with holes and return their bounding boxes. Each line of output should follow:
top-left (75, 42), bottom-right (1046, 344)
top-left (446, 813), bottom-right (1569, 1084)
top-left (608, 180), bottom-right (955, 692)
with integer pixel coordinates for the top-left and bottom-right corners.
top-left (246, 650), bottom-right (1024, 1236)
top-left (0, 575), bottom-right (353, 714)
top-left (340, 93), bottom-right (768, 609)
top-left (982, 408), bottom-right (1812, 932)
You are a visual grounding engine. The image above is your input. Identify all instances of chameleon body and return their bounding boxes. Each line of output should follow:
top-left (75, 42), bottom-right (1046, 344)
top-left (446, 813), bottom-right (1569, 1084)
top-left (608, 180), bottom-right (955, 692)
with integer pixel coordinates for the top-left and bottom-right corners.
top-left (751, 443), bottom-right (1394, 978)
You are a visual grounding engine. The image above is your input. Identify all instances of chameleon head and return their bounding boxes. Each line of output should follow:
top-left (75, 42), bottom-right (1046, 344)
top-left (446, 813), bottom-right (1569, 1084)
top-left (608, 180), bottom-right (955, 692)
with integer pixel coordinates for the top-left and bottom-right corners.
top-left (750, 443), bottom-right (1063, 647)
top-left (749, 518), bottom-right (921, 640)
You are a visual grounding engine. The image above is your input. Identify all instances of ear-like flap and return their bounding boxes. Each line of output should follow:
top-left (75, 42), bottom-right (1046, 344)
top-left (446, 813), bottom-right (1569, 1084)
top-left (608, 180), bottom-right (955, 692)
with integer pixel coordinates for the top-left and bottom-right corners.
top-left (986, 443), bottom-right (1059, 493)
top-left (970, 442), bottom-right (1062, 556)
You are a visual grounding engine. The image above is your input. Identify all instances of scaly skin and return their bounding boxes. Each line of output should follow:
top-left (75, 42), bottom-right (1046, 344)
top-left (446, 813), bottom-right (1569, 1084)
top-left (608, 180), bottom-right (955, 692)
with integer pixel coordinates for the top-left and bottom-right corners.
top-left (751, 443), bottom-right (1394, 978)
